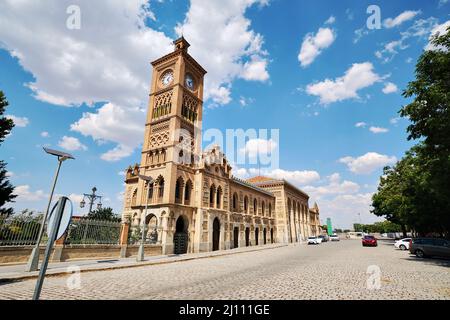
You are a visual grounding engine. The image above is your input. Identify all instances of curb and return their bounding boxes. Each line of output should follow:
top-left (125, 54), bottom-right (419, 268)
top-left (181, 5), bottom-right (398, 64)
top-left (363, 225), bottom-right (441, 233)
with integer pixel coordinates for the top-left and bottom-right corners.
top-left (0, 244), bottom-right (288, 283)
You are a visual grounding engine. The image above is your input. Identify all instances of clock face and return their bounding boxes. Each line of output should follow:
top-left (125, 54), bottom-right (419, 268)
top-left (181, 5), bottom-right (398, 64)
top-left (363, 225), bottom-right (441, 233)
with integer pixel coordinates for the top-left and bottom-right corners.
top-left (161, 71), bottom-right (173, 87)
top-left (185, 74), bottom-right (195, 90)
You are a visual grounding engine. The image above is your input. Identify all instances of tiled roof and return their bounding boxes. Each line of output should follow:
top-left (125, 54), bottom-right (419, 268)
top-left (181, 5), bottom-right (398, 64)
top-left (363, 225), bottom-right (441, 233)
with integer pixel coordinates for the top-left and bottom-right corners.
top-left (231, 176), bottom-right (275, 197)
top-left (246, 176), bottom-right (310, 198)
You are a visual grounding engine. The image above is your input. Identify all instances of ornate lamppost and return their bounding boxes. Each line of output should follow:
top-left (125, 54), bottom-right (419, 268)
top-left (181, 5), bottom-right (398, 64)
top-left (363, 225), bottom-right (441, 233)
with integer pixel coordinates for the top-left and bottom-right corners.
top-left (80, 187), bottom-right (103, 214)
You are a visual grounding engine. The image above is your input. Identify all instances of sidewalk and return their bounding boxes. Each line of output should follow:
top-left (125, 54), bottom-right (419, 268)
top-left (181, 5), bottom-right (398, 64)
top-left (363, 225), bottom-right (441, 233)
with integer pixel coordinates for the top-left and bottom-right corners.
top-left (0, 243), bottom-right (287, 282)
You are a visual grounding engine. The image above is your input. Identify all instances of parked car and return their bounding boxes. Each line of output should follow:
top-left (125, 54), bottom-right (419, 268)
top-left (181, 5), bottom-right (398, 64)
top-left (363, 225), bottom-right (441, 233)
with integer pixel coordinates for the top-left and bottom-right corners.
top-left (394, 238), bottom-right (412, 250)
top-left (307, 236), bottom-right (321, 245)
top-left (329, 234), bottom-right (340, 241)
top-left (318, 235), bottom-right (329, 242)
top-left (362, 235), bottom-right (378, 247)
top-left (409, 238), bottom-right (450, 259)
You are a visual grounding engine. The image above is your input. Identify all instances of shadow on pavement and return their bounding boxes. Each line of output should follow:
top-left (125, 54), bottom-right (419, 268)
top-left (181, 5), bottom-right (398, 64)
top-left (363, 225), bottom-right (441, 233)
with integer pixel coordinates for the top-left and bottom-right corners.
top-left (402, 255), bottom-right (450, 268)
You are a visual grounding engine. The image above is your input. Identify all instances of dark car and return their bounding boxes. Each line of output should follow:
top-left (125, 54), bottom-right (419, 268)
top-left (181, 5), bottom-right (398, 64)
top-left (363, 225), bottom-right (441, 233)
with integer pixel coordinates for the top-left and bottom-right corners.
top-left (362, 235), bottom-right (378, 247)
top-left (318, 235), bottom-right (329, 242)
top-left (409, 238), bottom-right (450, 259)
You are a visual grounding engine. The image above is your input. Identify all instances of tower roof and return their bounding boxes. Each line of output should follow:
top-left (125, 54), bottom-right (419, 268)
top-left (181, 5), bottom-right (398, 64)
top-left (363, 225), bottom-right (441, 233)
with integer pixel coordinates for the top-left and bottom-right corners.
top-left (173, 36), bottom-right (190, 52)
top-left (151, 37), bottom-right (206, 75)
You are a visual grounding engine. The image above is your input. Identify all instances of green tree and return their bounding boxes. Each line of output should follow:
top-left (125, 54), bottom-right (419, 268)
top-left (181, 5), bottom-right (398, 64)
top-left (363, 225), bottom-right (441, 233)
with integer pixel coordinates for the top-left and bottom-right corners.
top-left (372, 28), bottom-right (450, 238)
top-left (86, 207), bottom-right (121, 222)
top-left (400, 27), bottom-right (450, 235)
top-left (0, 91), bottom-right (16, 217)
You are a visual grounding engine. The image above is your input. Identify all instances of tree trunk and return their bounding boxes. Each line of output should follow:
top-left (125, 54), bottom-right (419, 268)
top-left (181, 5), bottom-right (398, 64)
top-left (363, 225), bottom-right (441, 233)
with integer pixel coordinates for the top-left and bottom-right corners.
top-left (401, 224), bottom-right (407, 237)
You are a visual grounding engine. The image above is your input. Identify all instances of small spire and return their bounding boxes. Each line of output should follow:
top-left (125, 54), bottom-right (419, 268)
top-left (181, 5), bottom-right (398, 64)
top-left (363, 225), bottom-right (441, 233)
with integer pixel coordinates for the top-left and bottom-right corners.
top-left (173, 36), bottom-right (190, 52)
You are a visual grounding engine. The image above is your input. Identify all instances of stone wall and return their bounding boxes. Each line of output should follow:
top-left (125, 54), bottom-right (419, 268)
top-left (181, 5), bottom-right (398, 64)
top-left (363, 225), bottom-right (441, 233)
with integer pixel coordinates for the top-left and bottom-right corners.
top-left (0, 244), bottom-right (162, 265)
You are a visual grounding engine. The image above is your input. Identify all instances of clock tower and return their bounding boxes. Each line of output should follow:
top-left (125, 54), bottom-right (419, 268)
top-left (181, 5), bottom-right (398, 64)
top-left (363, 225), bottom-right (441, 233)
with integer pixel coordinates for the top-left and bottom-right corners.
top-left (123, 37), bottom-right (207, 225)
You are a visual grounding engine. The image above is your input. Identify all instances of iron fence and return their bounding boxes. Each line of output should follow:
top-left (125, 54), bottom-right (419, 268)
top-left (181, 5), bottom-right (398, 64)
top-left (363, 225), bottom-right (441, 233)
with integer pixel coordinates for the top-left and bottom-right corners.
top-left (128, 223), bottom-right (160, 245)
top-left (0, 215), bottom-right (48, 247)
top-left (65, 218), bottom-right (122, 245)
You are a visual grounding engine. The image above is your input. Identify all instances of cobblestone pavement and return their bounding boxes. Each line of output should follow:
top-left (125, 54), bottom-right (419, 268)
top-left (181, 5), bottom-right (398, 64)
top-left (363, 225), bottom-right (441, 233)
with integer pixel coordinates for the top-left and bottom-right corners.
top-left (0, 240), bottom-right (449, 300)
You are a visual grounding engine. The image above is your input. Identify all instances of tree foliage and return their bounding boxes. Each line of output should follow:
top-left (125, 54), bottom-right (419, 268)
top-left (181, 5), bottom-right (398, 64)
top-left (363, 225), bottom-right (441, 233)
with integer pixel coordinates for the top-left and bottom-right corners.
top-left (86, 207), bottom-right (121, 222)
top-left (0, 91), bottom-right (16, 217)
top-left (372, 28), bottom-right (450, 238)
top-left (354, 221), bottom-right (402, 234)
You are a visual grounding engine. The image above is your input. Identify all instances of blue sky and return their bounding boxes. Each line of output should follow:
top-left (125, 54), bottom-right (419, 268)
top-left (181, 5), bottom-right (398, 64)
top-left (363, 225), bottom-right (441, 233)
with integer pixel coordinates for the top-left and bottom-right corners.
top-left (1, 0), bottom-right (449, 229)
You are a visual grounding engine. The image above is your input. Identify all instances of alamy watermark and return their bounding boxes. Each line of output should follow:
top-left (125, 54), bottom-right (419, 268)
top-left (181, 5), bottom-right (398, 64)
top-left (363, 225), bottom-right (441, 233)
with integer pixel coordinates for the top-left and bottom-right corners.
top-left (66, 265), bottom-right (81, 290)
top-left (172, 123), bottom-right (280, 171)
top-left (366, 265), bottom-right (381, 290)
top-left (66, 5), bottom-right (81, 30)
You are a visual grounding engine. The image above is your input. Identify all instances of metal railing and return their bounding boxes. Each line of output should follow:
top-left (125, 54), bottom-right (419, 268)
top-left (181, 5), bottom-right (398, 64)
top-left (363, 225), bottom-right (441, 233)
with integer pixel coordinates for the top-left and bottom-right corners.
top-left (128, 223), bottom-right (160, 245)
top-left (0, 215), bottom-right (48, 247)
top-left (64, 219), bottom-right (122, 245)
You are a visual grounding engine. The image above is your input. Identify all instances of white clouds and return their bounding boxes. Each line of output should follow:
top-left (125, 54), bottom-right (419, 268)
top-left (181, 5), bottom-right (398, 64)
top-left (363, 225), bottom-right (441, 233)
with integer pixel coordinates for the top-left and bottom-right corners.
top-left (0, 1), bottom-right (173, 108)
top-left (382, 82), bottom-right (398, 94)
top-left (383, 10), bottom-right (421, 28)
top-left (426, 20), bottom-right (450, 51)
top-left (176, 0), bottom-right (270, 105)
top-left (303, 173), bottom-right (360, 198)
top-left (241, 55), bottom-right (269, 81)
top-left (376, 17), bottom-right (439, 62)
top-left (325, 16), bottom-right (336, 25)
top-left (15, 185), bottom-right (47, 202)
top-left (390, 117), bottom-right (401, 125)
top-left (369, 126), bottom-right (389, 134)
top-left (40, 131), bottom-right (50, 138)
top-left (234, 167), bottom-right (320, 186)
top-left (68, 193), bottom-right (84, 205)
top-left (267, 168), bottom-right (320, 185)
top-left (317, 192), bottom-right (381, 229)
top-left (339, 152), bottom-right (397, 175)
top-left (0, 0), bottom-right (173, 161)
top-left (353, 27), bottom-right (370, 44)
top-left (101, 145), bottom-right (135, 162)
top-left (6, 115), bottom-right (29, 127)
top-left (306, 62), bottom-right (381, 104)
top-left (0, 1), bottom-right (271, 161)
top-left (58, 136), bottom-right (87, 151)
top-left (298, 27), bottom-right (335, 67)
top-left (356, 123), bottom-right (389, 134)
top-left (70, 102), bottom-right (144, 160)
top-left (240, 138), bottom-right (277, 158)
top-left (239, 96), bottom-right (254, 107)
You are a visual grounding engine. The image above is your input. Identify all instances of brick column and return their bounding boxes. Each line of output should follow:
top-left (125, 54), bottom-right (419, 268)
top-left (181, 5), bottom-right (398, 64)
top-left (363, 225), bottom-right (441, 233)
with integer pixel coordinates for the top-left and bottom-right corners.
top-left (119, 223), bottom-right (130, 258)
top-left (50, 233), bottom-right (66, 262)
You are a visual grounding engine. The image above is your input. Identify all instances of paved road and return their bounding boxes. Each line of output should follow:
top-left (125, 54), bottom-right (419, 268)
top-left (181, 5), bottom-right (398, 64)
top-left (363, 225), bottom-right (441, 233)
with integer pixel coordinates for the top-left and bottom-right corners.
top-left (0, 240), bottom-right (449, 300)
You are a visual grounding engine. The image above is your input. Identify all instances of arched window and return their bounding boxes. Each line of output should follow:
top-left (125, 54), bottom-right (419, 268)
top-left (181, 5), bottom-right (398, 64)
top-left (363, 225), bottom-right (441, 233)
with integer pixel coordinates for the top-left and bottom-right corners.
top-left (147, 182), bottom-right (154, 204)
top-left (216, 186), bottom-right (222, 209)
top-left (157, 177), bottom-right (164, 200)
top-left (253, 198), bottom-right (258, 215)
top-left (244, 196), bottom-right (249, 213)
top-left (232, 193), bottom-right (239, 212)
top-left (131, 189), bottom-right (138, 207)
top-left (210, 184), bottom-right (216, 208)
top-left (175, 177), bottom-right (183, 204)
top-left (261, 201), bottom-right (265, 216)
top-left (184, 179), bottom-right (192, 205)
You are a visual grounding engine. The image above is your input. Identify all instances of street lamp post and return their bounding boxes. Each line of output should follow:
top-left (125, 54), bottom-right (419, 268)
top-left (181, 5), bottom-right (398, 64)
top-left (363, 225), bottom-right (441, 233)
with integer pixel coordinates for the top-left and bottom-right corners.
top-left (80, 187), bottom-right (103, 214)
top-left (137, 174), bottom-right (153, 262)
top-left (25, 148), bottom-right (74, 272)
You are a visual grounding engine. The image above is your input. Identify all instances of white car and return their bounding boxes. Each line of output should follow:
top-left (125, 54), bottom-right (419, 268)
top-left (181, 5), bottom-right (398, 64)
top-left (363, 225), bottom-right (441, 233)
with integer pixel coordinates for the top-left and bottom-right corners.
top-left (307, 236), bottom-right (322, 245)
top-left (394, 238), bottom-right (412, 250)
top-left (329, 234), bottom-right (340, 241)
